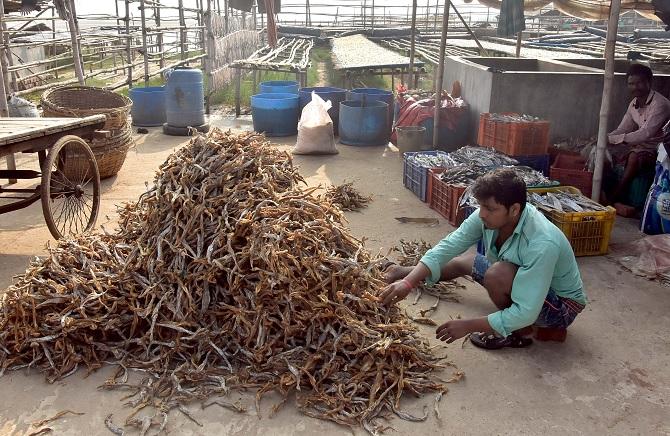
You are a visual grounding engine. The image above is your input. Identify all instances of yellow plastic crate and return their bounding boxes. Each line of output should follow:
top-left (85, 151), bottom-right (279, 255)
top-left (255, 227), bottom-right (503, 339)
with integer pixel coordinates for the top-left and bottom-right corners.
top-left (528, 186), bottom-right (616, 257)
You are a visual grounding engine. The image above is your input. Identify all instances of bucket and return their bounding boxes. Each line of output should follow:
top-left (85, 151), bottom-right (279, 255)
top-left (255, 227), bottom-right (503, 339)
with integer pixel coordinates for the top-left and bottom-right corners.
top-left (396, 126), bottom-right (427, 156)
top-left (339, 100), bottom-right (389, 146)
top-left (130, 86), bottom-right (166, 127)
top-left (251, 93), bottom-right (300, 137)
top-left (259, 80), bottom-right (299, 94)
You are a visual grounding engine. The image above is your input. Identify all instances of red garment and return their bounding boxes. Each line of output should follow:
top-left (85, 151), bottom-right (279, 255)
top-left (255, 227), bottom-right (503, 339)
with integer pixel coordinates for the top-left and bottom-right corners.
top-left (391, 95), bottom-right (467, 144)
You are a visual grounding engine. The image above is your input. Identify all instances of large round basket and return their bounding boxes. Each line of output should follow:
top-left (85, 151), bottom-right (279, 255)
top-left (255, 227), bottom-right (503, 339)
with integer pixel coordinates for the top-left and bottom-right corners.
top-left (41, 85), bottom-right (132, 131)
top-left (63, 126), bottom-right (134, 180)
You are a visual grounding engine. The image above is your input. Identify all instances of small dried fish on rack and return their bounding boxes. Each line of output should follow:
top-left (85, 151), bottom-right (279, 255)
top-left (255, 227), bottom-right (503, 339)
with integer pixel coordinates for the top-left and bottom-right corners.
top-left (392, 240), bottom-right (463, 309)
top-left (408, 151), bottom-right (456, 168)
top-left (323, 182), bottom-right (372, 211)
top-left (0, 130), bottom-right (456, 435)
top-left (528, 190), bottom-right (608, 213)
top-left (447, 146), bottom-right (519, 168)
top-left (487, 113), bottom-right (542, 123)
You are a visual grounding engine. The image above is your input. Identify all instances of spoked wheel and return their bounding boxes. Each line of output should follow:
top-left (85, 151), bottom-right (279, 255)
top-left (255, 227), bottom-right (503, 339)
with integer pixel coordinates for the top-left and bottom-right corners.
top-left (41, 135), bottom-right (101, 239)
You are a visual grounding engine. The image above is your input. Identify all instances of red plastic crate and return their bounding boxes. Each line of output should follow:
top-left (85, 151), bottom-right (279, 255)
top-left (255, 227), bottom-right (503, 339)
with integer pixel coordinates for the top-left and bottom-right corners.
top-left (427, 168), bottom-right (467, 226)
top-left (477, 112), bottom-right (550, 156)
top-left (550, 154), bottom-right (593, 198)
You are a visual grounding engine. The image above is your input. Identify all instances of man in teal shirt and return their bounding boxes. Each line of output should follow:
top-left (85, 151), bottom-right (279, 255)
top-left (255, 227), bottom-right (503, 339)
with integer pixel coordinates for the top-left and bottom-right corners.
top-left (381, 168), bottom-right (587, 349)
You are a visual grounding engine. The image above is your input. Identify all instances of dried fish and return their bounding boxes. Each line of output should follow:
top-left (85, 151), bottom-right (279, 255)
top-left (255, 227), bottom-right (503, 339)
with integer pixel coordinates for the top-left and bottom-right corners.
top-left (104, 415), bottom-right (125, 436)
top-left (528, 190), bottom-right (608, 213)
top-left (323, 182), bottom-right (372, 211)
top-left (0, 130), bottom-right (459, 434)
top-left (447, 146), bottom-right (519, 168)
top-left (32, 410), bottom-right (84, 428)
top-left (27, 429), bottom-right (52, 436)
top-left (394, 217), bottom-right (439, 225)
top-left (487, 113), bottom-right (542, 123)
top-left (407, 151), bottom-right (456, 169)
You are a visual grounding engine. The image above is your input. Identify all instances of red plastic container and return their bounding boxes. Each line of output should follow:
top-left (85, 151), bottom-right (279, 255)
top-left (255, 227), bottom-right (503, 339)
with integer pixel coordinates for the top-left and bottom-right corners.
top-left (477, 112), bottom-right (550, 156)
top-left (550, 154), bottom-right (593, 197)
top-left (427, 168), bottom-right (467, 226)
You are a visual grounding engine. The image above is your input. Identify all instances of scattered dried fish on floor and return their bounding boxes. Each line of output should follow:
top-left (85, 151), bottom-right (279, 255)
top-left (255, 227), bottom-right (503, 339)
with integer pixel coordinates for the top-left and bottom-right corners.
top-left (323, 182), bottom-right (372, 211)
top-left (391, 239), bottom-right (463, 313)
top-left (32, 410), bottom-right (84, 428)
top-left (0, 130), bottom-right (460, 435)
top-left (27, 429), bottom-right (52, 436)
top-left (528, 190), bottom-right (608, 213)
top-left (395, 217), bottom-right (440, 225)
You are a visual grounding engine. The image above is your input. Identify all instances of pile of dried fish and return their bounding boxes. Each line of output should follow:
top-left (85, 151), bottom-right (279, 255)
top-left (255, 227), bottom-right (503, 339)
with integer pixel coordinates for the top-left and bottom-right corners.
top-left (0, 130), bottom-right (455, 434)
top-left (528, 190), bottom-right (608, 213)
top-left (323, 182), bottom-right (372, 211)
top-left (487, 113), bottom-right (542, 123)
top-left (510, 165), bottom-right (555, 187)
top-left (392, 240), bottom-right (463, 313)
top-left (447, 146), bottom-right (519, 168)
top-left (438, 166), bottom-right (484, 187)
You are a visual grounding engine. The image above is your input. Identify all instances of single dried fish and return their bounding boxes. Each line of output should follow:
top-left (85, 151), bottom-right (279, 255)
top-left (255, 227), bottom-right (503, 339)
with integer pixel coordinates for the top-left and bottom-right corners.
top-left (32, 410), bottom-right (84, 428)
top-left (395, 217), bottom-right (439, 225)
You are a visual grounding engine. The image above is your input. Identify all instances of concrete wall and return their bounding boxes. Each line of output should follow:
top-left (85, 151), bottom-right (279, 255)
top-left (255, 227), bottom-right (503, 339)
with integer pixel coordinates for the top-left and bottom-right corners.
top-left (443, 56), bottom-right (670, 143)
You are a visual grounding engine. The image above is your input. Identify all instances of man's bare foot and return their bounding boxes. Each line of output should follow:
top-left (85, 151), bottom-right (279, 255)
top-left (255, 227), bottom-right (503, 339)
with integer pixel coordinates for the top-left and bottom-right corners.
top-left (614, 202), bottom-right (637, 217)
top-left (383, 264), bottom-right (413, 284)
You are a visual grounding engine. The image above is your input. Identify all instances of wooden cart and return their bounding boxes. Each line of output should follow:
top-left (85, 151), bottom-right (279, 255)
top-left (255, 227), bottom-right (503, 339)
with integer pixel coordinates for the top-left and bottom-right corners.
top-left (0, 115), bottom-right (107, 239)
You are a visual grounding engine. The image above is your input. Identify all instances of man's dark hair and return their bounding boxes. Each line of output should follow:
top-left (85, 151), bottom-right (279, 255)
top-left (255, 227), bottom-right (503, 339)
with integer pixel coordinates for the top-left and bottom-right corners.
top-left (627, 63), bottom-right (653, 83)
top-left (472, 168), bottom-right (526, 210)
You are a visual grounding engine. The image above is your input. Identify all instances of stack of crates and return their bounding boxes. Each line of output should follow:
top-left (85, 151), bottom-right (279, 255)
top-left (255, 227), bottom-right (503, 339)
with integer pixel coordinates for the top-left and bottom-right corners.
top-left (477, 112), bottom-right (551, 176)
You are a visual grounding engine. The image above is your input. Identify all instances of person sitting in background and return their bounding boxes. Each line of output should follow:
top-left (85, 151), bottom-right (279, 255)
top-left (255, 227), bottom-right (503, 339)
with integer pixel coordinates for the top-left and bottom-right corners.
top-left (607, 64), bottom-right (670, 215)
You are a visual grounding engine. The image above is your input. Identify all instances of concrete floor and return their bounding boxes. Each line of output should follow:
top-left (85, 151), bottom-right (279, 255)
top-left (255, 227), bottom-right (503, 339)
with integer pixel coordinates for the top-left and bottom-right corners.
top-left (1, 115), bottom-right (669, 436)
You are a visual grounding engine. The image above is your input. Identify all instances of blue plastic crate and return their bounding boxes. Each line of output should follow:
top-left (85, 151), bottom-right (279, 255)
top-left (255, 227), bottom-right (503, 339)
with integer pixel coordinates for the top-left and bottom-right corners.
top-left (515, 154), bottom-right (550, 176)
top-left (402, 151), bottom-right (450, 202)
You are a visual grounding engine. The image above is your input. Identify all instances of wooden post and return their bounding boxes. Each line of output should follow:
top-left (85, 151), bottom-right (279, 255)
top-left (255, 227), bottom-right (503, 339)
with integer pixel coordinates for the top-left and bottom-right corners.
top-left (224, 0), bottom-right (229, 34)
top-left (125, 0), bottom-right (133, 88)
top-left (592, 0), bottom-right (622, 202)
top-left (0, 1), bottom-right (16, 184)
top-left (433, 0), bottom-right (450, 149)
top-left (515, 31), bottom-right (522, 57)
top-left (139, 0), bottom-right (149, 86)
top-left (1, 21), bottom-right (16, 92)
top-left (371, 0), bottom-right (375, 31)
top-left (155, 1), bottom-right (165, 69)
top-left (235, 68), bottom-right (241, 117)
top-left (252, 0), bottom-right (257, 30)
top-left (205, 0), bottom-right (213, 115)
top-left (67, 0), bottom-right (85, 84)
top-left (252, 70), bottom-right (258, 94)
top-left (178, 0), bottom-right (187, 59)
top-left (408, 0), bottom-right (417, 87)
top-left (426, 0), bottom-right (430, 32)
top-left (114, 0), bottom-right (121, 73)
top-left (52, 6), bottom-right (58, 78)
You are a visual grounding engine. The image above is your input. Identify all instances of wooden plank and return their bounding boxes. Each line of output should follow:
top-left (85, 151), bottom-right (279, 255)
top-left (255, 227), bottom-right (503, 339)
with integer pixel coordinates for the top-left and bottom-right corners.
top-left (0, 115), bottom-right (106, 146)
top-left (0, 124), bottom-right (106, 158)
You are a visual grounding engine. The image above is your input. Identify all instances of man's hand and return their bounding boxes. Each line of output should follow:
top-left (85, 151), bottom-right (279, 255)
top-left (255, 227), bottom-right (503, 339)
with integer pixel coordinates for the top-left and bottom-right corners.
top-left (379, 280), bottom-right (413, 306)
top-left (435, 319), bottom-right (474, 343)
top-left (608, 133), bottom-right (625, 144)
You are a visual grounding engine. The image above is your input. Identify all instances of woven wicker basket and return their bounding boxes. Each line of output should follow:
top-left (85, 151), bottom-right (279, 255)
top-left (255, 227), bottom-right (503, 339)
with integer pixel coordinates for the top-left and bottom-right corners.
top-left (63, 126), bottom-right (134, 180)
top-left (41, 85), bottom-right (132, 131)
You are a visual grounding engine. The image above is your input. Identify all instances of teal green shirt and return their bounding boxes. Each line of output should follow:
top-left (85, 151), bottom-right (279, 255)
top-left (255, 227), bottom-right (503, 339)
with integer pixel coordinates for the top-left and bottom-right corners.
top-left (419, 204), bottom-right (586, 337)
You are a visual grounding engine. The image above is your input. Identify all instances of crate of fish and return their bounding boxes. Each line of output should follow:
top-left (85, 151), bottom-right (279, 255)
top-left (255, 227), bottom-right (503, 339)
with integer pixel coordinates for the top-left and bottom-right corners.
top-left (477, 113), bottom-right (550, 156)
top-left (402, 151), bottom-right (453, 202)
top-left (549, 154), bottom-right (593, 197)
top-left (527, 186), bottom-right (616, 257)
top-left (427, 168), bottom-right (467, 226)
top-left (515, 154), bottom-right (550, 176)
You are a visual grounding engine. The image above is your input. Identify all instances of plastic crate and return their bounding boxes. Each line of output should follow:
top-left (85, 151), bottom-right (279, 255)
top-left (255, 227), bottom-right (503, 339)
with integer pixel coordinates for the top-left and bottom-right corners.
top-left (402, 151), bottom-right (450, 202)
top-left (427, 168), bottom-right (467, 225)
top-left (549, 154), bottom-right (593, 197)
top-left (528, 186), bottom-right (615, 257)
top-left (477, 112), bottom-right (550, 156)
top-left (515, 154), bottom-right (550, 176)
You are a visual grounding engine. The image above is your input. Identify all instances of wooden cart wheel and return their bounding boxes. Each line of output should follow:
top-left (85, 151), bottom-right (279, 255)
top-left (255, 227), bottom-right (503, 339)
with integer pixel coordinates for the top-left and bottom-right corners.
top-left (41, 135), bottom-right (101, 239)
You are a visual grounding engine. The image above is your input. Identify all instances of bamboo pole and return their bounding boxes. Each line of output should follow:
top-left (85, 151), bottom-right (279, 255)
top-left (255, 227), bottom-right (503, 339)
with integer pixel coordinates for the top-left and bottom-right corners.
top-left (205, 0), bottom-right (213, 114)
top-left (178, 0), bottom-right (187, 59)
top-left (1, 20), bottom-right (17, 92)
top-left (199, 0), bottom-right (206, 69)
top-left (140, 0), bottom-right (150, 86)
top-left (155, 1), bottom-right (165, 69)
top-left (52, 6), bottom-right (58, 78)
top-left (592, 0), bottom-right (622, 203)
top-left (125, 0), bottom-right (133, 88)
top-left (433, 0), bottom-right (450, 149)
top-left (224, 0), bottom-right (229, 34)
top-left (516, 31), bottom-right (522, 57)
top-left (408, 0), bottom-right (417, 87)
top-left (67, 0), bottom-right (85, 84)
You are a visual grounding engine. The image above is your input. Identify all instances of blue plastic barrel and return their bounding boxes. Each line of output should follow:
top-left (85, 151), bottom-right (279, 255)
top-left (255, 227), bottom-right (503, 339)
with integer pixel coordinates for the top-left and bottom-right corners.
top-left (347, 88), bottom-right (394, 134)
top-left (339, 100), bottom-right (389, 146)
top-left (251, 93), bottom-right (300, 137)
top-left (165, 67), bottom-right (205, 128)
top-left (299, 86), bottom-right (347, 135)
top-left (259, 80), bottom-right (299, 94)
top-left (130, 86), bottom-right (166, 127)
